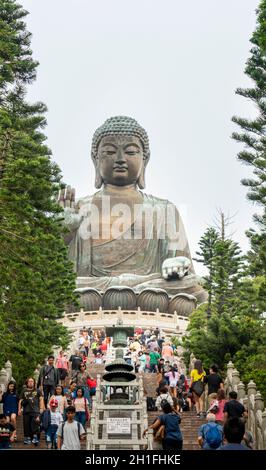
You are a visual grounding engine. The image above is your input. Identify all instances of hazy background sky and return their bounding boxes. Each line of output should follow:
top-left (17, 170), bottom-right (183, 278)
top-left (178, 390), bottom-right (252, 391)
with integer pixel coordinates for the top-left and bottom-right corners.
top-left (21, 0), bottom-right (259, 274)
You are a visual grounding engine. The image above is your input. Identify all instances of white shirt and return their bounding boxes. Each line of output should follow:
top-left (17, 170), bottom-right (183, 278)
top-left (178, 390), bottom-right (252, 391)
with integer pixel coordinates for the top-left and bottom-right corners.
top-left (50, 410), bottom-right (63, 426)
top-left (58, 421), bottom-right (85, 450)
top-left (155, 393), bottom-right (174, 411)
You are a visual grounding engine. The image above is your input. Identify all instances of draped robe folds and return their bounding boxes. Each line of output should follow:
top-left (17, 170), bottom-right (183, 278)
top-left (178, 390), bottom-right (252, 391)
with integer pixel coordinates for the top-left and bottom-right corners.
top-left (64, 192), bottom-right (204, 298)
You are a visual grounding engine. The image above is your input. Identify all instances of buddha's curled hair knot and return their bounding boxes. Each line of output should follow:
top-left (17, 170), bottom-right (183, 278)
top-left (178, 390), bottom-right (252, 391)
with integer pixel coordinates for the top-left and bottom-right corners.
top-left (91, 116), bottom-right (150, 162)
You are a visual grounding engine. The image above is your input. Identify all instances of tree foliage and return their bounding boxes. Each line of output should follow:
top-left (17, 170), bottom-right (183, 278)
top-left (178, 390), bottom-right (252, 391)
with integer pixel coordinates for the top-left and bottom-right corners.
top-left (0, 0), bottom-right (77, 387)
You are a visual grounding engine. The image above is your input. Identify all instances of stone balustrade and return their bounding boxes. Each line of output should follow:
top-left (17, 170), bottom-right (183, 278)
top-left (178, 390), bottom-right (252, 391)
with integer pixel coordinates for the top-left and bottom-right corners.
top-left (59, 306), bottom-right (189, 336)
top-left (224, 361), bottom-right (266, 450)
top-left (189, 357), bottom-right (266, 449)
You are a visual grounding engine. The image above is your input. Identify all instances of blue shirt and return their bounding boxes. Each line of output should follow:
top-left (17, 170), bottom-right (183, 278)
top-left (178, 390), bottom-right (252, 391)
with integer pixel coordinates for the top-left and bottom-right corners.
top-left (219, 443), bottom-right (251, 450)
top-left (159, 413), bottom-right (182, 441)
top-left (2, 392), bottom-right (18, 415)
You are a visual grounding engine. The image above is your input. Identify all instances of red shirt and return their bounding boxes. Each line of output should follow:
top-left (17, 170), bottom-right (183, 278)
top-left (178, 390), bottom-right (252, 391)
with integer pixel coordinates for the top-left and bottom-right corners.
top-left (87, 378), bottom-right (97, 389)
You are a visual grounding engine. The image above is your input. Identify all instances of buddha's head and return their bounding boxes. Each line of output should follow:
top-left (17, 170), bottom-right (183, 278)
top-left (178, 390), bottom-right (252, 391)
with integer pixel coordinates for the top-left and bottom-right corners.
top-left (91, 116), bottom-right (150, 189)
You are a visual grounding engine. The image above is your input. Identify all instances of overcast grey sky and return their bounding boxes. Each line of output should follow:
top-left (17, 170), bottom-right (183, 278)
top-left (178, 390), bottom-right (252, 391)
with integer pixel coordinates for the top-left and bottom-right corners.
top-left (21, 0), bottom-right (259, 274)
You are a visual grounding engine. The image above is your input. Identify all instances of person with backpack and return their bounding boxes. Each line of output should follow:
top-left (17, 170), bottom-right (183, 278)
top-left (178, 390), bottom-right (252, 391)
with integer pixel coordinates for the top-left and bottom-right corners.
top-left (155, 386), bottom-right (174, 411)
top-left (38, 356), bottom-right (60, 408)
top-left (57, 406), bottom-right (86, 450)
top-left (207, 388), bottom-right (227, 425)
top-left (41, 398), bottom-right (63, 449)
top-left (198, 412), bottom-right (223, 450)
top-left (143, 401), bottom-right (183, 450)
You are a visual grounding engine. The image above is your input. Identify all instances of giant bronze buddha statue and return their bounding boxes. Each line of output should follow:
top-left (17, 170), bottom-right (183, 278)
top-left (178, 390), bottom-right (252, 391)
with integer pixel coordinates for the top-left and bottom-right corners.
top-left (60, 116), bottom-right (206, 315)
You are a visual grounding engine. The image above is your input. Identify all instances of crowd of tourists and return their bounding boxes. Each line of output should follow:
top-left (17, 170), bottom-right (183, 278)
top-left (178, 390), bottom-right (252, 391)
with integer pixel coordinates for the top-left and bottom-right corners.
top-left (142, 355), bottom-right (251, 451)
top-left (0, 327), bottom-right (251, 451)
top-left (0, 328), bottom-right (110, 450)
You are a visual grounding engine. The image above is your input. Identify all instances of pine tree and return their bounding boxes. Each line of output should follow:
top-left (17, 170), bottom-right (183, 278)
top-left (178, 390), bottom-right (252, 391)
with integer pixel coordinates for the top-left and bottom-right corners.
top-left (194, 214), bottom-right (243, 317)
top-left (232, 0), bottom-right (266, 279)
top-left (193, 227), bottom-right (219, 317)
top-left (183, 1), bottom-right (266, 398)
top-left (0, 0), bottom-right (77, 385)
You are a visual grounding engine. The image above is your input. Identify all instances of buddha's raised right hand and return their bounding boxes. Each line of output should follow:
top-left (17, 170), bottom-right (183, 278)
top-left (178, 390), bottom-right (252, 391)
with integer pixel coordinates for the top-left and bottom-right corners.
top-left (58, 185), bottom-right (82, 232)
top-left (58, 185), bottom-right (76, 210)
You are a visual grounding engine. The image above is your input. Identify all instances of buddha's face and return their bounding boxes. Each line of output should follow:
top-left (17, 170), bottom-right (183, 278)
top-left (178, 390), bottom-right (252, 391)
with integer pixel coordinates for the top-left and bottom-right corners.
top-left (96, 135), bottom-right (144, 186)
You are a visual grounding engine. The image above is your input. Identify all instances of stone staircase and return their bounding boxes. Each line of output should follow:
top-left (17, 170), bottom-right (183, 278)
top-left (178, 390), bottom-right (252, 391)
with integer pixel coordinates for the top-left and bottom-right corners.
top-left (79, 364), bottom-right (203, 450)
top-left (142, 372), bottom-right (203, 450)
top-left (13, 363), bottom-right (203, 450)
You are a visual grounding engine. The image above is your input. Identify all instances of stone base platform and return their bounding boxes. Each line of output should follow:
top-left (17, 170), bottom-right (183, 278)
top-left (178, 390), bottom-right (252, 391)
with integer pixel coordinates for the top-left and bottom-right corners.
top-left (59, 306), bottom-right (189, 338)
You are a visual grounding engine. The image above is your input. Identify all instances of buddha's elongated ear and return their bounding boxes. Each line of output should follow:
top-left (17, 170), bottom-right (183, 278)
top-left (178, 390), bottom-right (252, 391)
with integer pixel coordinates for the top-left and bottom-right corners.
top-left (94, 159), bottom-right (103, 189)
top-left (137, 160), bottom-right (147, 189)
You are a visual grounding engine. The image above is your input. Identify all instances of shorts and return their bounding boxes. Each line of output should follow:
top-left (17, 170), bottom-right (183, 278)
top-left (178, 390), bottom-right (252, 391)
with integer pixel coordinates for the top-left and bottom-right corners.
top-left (0, 441), bottom-right (11, 449)
top-left (58, 368), bottom-right (68, 380)
top-left (169, 382), bottom-right (178, 387)
top-left (4, 411), bottom-right (17, 417)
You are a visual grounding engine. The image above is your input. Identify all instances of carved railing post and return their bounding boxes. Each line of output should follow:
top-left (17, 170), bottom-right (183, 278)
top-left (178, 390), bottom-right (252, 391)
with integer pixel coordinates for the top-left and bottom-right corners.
top-left (232, 369), bottom-right (240, 392)
top-left (255, 391), bottom-right (264, 413)
top-left (247, 380), bottom-right (257, 445)
top-left (80, 308), bottom-right (84, 322)
top-left (225, 361), bottom-right (234, 394)
top-left (4, 361), bottom-right (12, 382)
top-left (226, 361), bottom-right (234, 379)
top-left (86, 427), bottom-right (93, 450)
top-left (243, 396), bottom-right (248, 415)
top-left (147, 428), bottom-right (154, 450)
top-left (262, 410), bottom-right (266, 450)
top-left (139, 375), bottom-right (144, 402)
top-left (96, 374), bottom-right (101, 400)
top-left (33, 366), bottom-right (41, 384)
top-left (247, 380), bottom-right (257, 398)
top-left (237, 381), bottom-right (246, 402)
top-left (255, 391), bottom-right (264, 450)
top-left (0, 368), bottom-right (8, 392)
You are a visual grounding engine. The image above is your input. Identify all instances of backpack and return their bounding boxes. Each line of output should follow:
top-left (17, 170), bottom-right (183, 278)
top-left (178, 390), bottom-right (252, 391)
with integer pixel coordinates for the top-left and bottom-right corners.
top-left (147, 397), bottom-right (156, 411)
top-left (204, 423), bottom-right (222, 449)
top-left (160, 396), bottom-right (171, 409)
top-left (179, 396), bottom-right (189, 412)
top-left (40, 409), bottom-right (51, 432)
top-left (208, 399), bottom-right (219, 414)
top-left (160, 392), bottom-right (173, 407)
